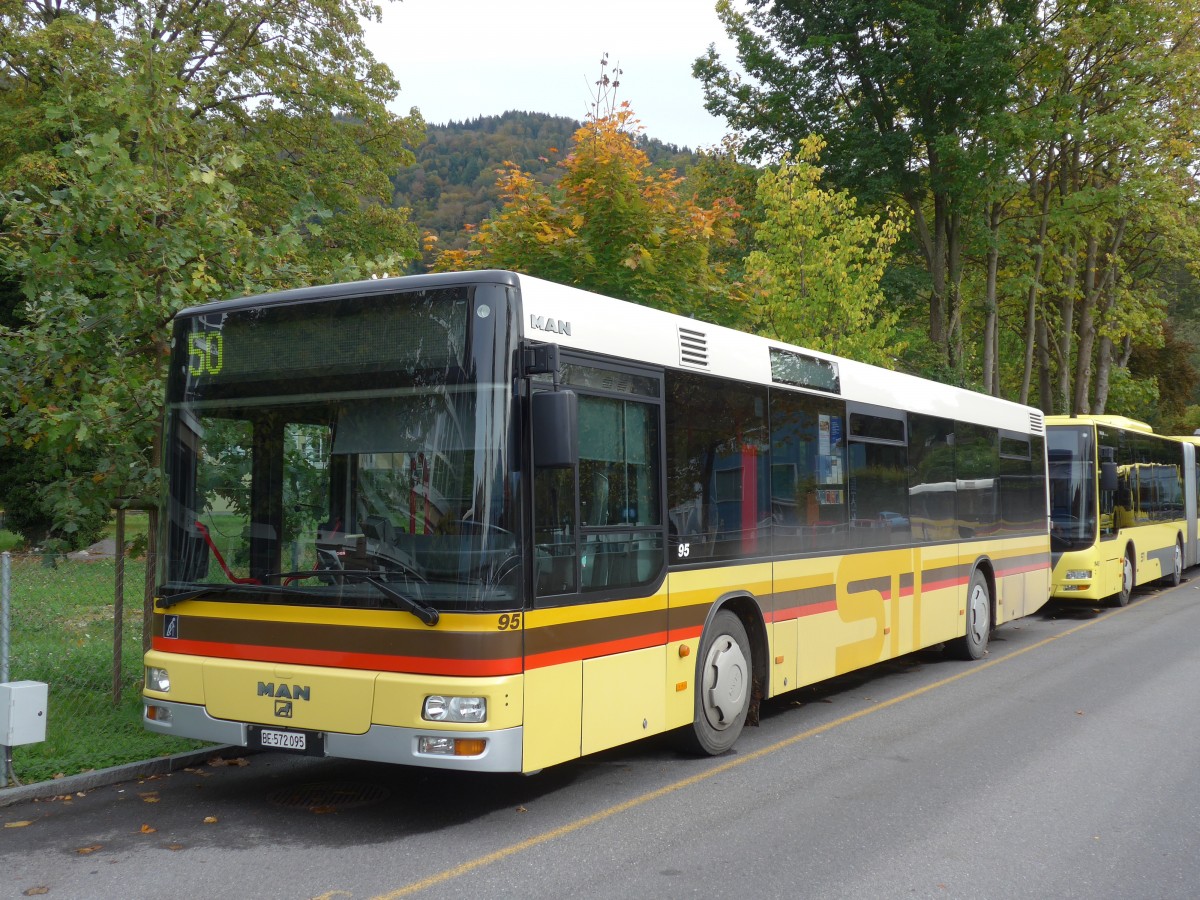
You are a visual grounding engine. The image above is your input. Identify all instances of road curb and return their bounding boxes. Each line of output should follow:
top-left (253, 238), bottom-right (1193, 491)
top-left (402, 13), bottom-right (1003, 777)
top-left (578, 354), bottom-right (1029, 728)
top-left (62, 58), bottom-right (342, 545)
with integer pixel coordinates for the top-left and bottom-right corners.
top-left (0, 745), bottom-right (250, 809)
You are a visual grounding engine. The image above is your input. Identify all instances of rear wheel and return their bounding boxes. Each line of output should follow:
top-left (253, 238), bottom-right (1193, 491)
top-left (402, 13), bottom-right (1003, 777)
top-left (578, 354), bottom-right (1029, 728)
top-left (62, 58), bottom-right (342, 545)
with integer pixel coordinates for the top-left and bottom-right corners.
top-left (949, 570), bottom-right (991, 660)
top-left (1114, 548), bottom-right (1135, 607)
top-left (683, 609), bottom-right (752, 755)
top-left (1161, 538), bottom-right (1183, 588)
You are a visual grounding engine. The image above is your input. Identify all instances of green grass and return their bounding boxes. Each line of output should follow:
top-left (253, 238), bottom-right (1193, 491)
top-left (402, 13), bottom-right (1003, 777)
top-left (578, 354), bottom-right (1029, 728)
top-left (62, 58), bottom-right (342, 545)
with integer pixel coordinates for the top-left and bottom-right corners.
top-left (102, 510), bottom-right (152, 551)
top-left (0, 529), bottom-right (21, 552)
top-left (5, 554), bottom-right (210, 784)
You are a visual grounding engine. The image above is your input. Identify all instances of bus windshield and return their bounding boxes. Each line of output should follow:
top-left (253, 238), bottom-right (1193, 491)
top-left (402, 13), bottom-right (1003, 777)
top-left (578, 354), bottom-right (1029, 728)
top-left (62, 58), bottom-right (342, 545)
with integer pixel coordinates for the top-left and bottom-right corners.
top-left (1047, 424), bottom-right (1097, 552)
top-left (160, 283), bottom-right (521, 613)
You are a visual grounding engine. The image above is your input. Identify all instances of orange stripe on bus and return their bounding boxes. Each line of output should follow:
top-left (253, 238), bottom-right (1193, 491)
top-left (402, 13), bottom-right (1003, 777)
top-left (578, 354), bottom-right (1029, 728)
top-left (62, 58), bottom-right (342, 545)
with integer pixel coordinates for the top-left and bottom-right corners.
top-left (524, 630), bottom-right (670, 669)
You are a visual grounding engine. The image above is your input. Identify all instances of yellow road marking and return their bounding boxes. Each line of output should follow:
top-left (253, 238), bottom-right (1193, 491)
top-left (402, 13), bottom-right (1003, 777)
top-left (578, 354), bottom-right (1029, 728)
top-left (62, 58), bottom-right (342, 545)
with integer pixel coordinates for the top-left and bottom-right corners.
top-left (372, 602), bottom-right (1135, 899)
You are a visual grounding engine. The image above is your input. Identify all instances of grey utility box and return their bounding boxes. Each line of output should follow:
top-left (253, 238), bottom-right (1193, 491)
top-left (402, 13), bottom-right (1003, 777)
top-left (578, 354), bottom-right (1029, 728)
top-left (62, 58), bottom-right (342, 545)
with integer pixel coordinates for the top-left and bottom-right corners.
top-left (0, 681), bottom-right (48, 746)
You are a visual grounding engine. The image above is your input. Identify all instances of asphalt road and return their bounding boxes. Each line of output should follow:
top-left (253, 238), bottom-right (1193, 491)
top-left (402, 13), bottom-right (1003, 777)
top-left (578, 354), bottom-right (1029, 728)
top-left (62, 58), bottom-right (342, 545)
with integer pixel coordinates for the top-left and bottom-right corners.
top-left (4, 579), bottom-right (1200, 900)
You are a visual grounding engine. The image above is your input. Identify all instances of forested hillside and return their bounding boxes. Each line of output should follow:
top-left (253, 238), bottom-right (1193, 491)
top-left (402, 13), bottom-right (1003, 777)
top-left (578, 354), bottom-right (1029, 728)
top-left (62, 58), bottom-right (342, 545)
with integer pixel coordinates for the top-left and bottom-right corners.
top-left (391, 110), bottom-right (697, 266)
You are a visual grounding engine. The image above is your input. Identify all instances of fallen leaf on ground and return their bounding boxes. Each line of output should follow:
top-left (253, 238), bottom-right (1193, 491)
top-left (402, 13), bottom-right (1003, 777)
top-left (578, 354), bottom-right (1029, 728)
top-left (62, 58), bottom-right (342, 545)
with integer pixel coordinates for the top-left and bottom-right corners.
top-left (23, 887), bottom-right (49, 896)
top-left (140, 824), bottom-right (157, 834)
top-left (139, 792), bottom-right (160, 803)
top-left (208, 756), bottom-right (250, 768)
top-left (165, 843), bottom-right (185, 851)
top-left (4, 821), bottom-right (33, 828)
top-left (75, 844), bottom-right (102, 855)
top-left (203, 816), bottom-right (218, 824)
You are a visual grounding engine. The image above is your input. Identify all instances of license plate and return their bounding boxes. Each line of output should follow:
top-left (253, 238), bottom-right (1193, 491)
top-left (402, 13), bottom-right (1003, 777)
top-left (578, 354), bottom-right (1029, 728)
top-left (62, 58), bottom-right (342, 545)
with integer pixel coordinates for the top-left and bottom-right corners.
top-left (260, 728), bottom-right (306, 750)
top-left (249, 726), bottom-right (323, 756)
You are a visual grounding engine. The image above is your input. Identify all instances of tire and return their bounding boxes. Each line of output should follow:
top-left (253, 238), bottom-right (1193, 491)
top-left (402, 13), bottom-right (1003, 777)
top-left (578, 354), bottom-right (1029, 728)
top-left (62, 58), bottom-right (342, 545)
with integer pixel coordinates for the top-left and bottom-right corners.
top-left (1161, 538), bottom-right (1183, 588)
top-left (1113, 548), bottom-right (1135, 607)
top-left (682, 609), bottom-right (752, 755)
top-left (949, 570), bottom-right (991, 660)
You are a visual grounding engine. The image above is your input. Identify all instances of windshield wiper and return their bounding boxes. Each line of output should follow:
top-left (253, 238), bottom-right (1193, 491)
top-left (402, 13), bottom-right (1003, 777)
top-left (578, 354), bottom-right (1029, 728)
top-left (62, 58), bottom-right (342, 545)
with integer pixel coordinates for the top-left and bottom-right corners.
top-left (332, 570), bottom-right (440, 626)
top-left (159, 574), bottom-right (440, 626)
top-left (157, 583), bottom-right (308, 609)
top-left (158, 585), bottom-right (224, 608)
top-left (266, 569), bottom-right (440, 626)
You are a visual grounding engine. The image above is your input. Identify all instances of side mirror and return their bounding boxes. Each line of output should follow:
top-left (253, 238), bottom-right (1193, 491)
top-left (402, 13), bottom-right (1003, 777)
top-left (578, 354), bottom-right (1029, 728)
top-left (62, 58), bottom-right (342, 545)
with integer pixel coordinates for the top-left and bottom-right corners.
top-left (532, 390), bottom-right (578, 468)
top-left (1100, 461), bottom-right (1118, 493)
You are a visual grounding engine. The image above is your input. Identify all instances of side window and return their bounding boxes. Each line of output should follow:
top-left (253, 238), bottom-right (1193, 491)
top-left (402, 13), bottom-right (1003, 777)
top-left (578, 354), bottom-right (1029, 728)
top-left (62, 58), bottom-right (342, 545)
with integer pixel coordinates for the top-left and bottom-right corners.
top-left (847, 411), bottom-right (909, 548)
top-left (578, 394), bottom-right (664, 591)
top-left (533, 363), bottom-right (665, 601)
top-left (534, 465), bottom-right (578, 595)
top-left (955, 421), bottom-right (999, 537)
top-left (1098, 426), bottom-right (1121, 534)
top-left (999, 433), bottom-right (1044, 536)
top-left (908, 414), bottom-right (956, 543)
top-left (666, 371), bottom-right (770, 563)
top-left (768, 391), bottom-right (847, 555)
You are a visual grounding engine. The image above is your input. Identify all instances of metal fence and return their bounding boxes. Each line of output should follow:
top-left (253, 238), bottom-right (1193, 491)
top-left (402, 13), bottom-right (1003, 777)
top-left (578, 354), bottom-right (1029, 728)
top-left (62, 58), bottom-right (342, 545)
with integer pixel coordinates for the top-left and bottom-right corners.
top-left (0, 548), bottom-right (207, 788)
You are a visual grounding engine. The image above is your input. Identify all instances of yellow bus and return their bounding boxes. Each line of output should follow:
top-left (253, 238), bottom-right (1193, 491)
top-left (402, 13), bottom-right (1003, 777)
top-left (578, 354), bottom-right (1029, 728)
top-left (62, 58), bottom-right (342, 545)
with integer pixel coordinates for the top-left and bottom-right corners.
top-left (1048, 415), bottom-right (1191, 606)
top-left (1170, 434), bottom-right (1200, 570)
top-left (144, 270), bottom-right (1051, 771)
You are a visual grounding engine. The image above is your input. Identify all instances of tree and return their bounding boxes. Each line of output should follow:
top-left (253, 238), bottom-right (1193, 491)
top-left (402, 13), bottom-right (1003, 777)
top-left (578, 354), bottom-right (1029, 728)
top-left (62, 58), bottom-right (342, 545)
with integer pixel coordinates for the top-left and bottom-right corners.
top-left (742, 137), bottom-right (908, 367)
top-left (433, 106), bottom-right (740, 323)
top-left (1010, 0), bottom-right (1200, 413)
top-left (696, 0), bottom-right (1037, 369)
top-left (0, 1), bottom-right (423, 546)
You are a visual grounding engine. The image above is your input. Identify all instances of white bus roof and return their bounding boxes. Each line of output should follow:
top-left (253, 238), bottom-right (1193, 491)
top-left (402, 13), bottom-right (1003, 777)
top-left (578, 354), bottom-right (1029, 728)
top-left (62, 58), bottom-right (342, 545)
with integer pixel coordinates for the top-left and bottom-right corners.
top-left (515, 273), bottom-right (1042, 436)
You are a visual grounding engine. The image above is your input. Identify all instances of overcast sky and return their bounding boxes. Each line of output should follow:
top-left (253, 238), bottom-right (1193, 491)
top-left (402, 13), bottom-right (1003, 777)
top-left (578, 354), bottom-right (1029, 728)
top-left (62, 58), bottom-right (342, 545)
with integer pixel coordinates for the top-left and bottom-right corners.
top-left (361, 0), bottom-right (739, 149)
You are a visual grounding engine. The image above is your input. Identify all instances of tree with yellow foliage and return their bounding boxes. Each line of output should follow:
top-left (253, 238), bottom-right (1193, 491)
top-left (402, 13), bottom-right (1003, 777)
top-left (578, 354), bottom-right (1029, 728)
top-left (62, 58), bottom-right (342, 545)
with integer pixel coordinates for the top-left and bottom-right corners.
top-left (743, 137), bottom-right (908, 369)
top-left (433, 106), bottom-right (740, 323)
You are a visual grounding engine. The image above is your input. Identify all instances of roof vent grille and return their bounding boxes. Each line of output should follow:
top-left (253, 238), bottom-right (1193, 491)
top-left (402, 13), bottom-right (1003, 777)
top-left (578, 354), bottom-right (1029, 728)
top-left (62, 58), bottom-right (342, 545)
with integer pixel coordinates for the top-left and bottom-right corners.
top-left (679, 327), bottom-right (708, 369)
top-left (1030, 412), bottom-right (1045, 435)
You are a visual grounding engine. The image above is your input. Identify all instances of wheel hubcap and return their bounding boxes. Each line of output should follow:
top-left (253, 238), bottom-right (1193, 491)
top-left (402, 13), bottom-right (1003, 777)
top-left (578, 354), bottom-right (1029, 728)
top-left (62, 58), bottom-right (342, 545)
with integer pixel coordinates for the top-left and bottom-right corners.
top-left (968, 583), bottom-right (989, 643)
top-left (703, 635), bottom-right (748, 730)
top-left (1124, 557), bottom-right (1134, 593)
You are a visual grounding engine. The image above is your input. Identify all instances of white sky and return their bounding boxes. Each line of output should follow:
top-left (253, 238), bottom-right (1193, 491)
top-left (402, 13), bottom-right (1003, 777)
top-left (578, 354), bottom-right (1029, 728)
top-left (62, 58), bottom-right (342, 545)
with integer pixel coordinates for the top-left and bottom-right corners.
top-left (361, 0), bottom-right (739, 150)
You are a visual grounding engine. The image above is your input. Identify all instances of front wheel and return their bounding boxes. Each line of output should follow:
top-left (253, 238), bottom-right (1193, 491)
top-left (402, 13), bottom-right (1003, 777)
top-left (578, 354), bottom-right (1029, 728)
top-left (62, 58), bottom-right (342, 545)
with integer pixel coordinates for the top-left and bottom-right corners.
top-left (1113, 548), bottom-right (1135, 607)
top-left (682, 609), bottom-right (752, 755)
top-left (949, 570), bottom-right (991, 660)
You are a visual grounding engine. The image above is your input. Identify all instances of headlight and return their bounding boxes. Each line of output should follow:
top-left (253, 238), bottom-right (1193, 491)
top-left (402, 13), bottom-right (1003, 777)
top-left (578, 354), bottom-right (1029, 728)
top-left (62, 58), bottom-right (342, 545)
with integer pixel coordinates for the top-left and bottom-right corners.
top-left (417, 736), bottom-right (487, 756)
top-left (146, 667), bottom-right (171, 692)
top-left (1065, 570), bottom-right (1092, 580)
top-left (423, 695), bottom-right (487, 723)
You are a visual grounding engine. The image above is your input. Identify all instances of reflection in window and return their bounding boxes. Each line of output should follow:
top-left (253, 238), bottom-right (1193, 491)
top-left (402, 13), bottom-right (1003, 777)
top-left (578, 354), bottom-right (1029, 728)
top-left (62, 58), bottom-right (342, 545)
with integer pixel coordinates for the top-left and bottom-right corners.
top-left (534, 465), bottom-right (578, 595)
top-left (769, 391), bottom-right (847, 555)
top-left (667, 371), bottom-right (770, 563)
top-left (955, 422), bottom-right (999, 537)
top-left (533, 376), bottom-right (665, 599)
top-left (909, 415), bottom-right (956, 543)
top-left (848, 439), bottom-right (909, 548)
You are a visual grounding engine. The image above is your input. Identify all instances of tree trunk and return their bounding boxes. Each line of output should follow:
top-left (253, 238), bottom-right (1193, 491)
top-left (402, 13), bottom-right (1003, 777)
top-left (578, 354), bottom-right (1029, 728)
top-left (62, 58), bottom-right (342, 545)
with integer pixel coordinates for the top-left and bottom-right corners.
top-left (1020, 171), bottom-right (1052, 406)
top-left (984, 201), bottom-right (1001, 395)
top-left (947, 206), bottom-right (964, 374)
top-left (1092, 334), bottom-right (1114, 414)
top-left (1037, 315), bottom-right (1053, 414)
top-left (1072, 236), bottom-right (1100, 415)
